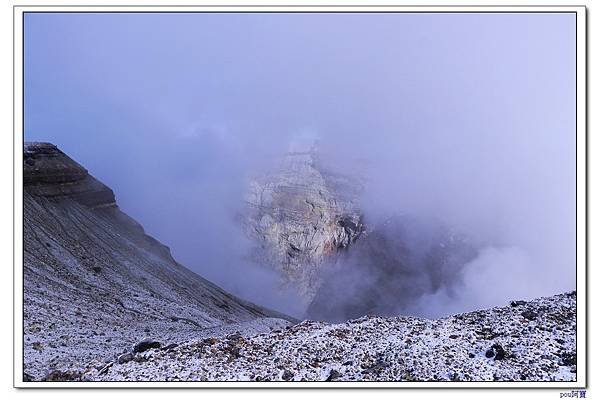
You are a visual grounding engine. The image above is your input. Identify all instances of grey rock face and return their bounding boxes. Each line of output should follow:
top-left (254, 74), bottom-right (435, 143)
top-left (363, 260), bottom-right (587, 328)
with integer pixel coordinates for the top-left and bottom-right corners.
top-left (241, 146), bottom-right (364, 305)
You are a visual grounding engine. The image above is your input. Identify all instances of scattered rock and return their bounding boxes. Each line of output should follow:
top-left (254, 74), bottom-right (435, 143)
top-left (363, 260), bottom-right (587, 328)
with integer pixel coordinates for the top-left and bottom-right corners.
top-left (133, 354), bottom-right (149, 363)
top-left (133, 339), bottom-right (162, 353)
top-left (43, 369), bottom-right (82, 382)
top-left (226, 332), bottom-right (242, 341)
top-left (521, 310), bottom-right (538, 320)
top-left (492, 344), bottom-right (506, 361)
top-left (98, 362), bottom-right (113, 375)
top-left (203, 338), bottom-right (218, 346)
top-left (326, 369), bottom-right (342, 381)
top-left (161, 343), bottom-right (178, 351)
top-left (510, 300), bottom-right (527, 307)
top-left (361, 360), bottom-right (389, 375)
top-left (229, 346), bottom-right (244, 358)
top-left (559, 352), bottom-right (576, 367)
top-left (282, 370), bottom-right (294, 381)
top-left (117, 353), bottom-right (134, 364)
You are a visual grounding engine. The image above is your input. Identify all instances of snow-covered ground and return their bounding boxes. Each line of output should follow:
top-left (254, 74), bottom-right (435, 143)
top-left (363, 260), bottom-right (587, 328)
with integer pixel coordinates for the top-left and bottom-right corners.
top-left (81, 292), bottom-right (576, 382)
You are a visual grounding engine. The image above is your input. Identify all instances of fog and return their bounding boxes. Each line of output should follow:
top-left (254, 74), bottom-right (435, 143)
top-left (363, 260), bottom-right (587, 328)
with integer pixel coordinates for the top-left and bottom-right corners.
top-left (24, 12), bottom-right (576, 319)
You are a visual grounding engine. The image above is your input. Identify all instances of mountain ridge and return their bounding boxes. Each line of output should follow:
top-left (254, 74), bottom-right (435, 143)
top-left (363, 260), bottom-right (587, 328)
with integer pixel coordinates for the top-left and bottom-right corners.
top-left (23, 142), bottom-right (293, 381)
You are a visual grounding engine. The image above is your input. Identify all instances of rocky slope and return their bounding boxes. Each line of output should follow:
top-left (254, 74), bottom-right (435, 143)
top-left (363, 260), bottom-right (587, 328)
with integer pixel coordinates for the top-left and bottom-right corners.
top-left (83, 292), bottom-right (576, 382)
top-left (23, 142), bottom-right (292, 381)
top-left (241, 144), bottom-right (364, 305)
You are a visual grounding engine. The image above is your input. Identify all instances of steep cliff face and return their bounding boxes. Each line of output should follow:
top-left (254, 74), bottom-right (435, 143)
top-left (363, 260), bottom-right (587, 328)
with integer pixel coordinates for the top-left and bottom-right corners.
top-left (23, 143), bottom-right (291, 381)
top-left (242, 147), bottom-right (364, 305)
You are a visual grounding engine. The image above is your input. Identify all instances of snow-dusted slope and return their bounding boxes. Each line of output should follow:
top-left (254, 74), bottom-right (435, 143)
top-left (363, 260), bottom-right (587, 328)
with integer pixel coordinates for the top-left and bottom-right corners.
top-left (23, 142), bottom-right (292, 381)
top-left (85, 292), bottom-right (576, 382)
top-left (22, 142), bottom-right (576, 383)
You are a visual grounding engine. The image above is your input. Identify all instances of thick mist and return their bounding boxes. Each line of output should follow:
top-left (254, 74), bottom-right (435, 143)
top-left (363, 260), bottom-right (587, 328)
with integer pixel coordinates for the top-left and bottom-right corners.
top-left (24, 12), bottom-right (575, 319)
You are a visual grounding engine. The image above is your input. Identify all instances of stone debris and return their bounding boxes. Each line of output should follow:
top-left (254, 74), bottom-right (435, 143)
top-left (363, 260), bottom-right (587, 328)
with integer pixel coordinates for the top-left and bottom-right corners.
top-left (78, 292), bottom-right (575, 382)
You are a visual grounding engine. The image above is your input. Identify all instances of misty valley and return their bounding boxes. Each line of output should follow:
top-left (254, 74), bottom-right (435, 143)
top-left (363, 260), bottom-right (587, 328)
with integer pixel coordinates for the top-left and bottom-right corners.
top-left (22, 142), bottom-right (576, 382)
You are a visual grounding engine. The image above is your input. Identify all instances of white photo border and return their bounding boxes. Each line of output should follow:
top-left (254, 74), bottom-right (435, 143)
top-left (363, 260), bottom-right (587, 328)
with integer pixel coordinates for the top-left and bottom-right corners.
top-left (13, 3), bottom-right (587, 389)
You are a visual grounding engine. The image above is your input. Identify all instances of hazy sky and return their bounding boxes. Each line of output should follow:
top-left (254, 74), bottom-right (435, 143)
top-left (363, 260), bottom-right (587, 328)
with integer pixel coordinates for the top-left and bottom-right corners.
top-left (24, 12), bottom-right (576, 316)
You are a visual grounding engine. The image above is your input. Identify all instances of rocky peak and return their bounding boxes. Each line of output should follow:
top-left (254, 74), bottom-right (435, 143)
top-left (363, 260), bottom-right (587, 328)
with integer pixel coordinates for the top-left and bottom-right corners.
top-left (24, 142), bottom-right (116, 209)
top-left (242, 146), bottom-right (364, 306)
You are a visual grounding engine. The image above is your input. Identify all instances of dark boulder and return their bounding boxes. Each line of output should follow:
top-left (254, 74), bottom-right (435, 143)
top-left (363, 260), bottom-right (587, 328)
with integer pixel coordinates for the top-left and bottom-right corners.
top-left (226, 332), bottom-right (243, 341)
top-left (559, 351), bottom-right (576, 366)
top-left (282, 370), bottom-right (294, 381)
top-left (161, 343), bottom-right (178, 351)
top-left (521, 310), bottom-right (538, 320)
top-left (133, 338), bottom-right (162, 353)
top-left (492, 344), bottom-right (506, 361)
top-left (117, 352), bottom-right (134, 364)
top-left (326, 369), bottom-right (342, 381)
top-left (485, 344), bottom-right (506, 361)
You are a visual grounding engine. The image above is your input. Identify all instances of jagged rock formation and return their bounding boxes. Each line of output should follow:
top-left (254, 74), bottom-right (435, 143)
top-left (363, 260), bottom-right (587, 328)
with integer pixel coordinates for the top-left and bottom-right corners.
top-left (23, 142), bottom-right (292, 381)
top-left (82, 292), bottom-right (577, 382)
top-left (241, 144), bottom-right (364, 305)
